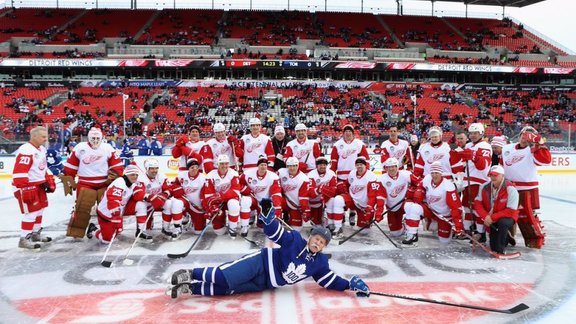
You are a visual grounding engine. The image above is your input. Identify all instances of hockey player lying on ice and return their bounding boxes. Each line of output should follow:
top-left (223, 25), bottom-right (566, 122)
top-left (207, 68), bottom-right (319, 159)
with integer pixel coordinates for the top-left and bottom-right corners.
top-left (167, 198), bottom-right (370, 299)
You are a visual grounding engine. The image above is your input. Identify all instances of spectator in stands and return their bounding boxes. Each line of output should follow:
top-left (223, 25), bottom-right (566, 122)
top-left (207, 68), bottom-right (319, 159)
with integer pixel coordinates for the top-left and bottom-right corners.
top-left (151, 135), bottom-right (163, 156)
top-left (271, 125), bottom-right (289, 171)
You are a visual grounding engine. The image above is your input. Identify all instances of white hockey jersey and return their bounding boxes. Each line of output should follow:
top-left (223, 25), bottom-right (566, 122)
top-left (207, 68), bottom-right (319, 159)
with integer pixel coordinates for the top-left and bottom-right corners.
top-left (464, 140), bottom-right (492, 186)
top-left (379, 170), bottom-right (413, 212)
top-left (12, 142), bottom-right (48, 187)
top-left (64, 142), bottom-right (120, 185)
top-left (415, 142), bottom-right (456, 177)
top-left (285, 138), bottom-right (321, 172)
top-left (307, 169), bottom-right (337, 205)
top-left (176, 170), bottom-right (207, 210)
top-left (278, 168), bottom-right (310, 209)
top-left (347, 169), bottom-right (380, 209)
top-left (330, 138), bottom-right (369, 180)
top-left (239, 133), bottom-right (274, 169)
top-left (380, 138), bottom-right (412, 168)
top-left (178, 140), bottom-right (205, 170)
top-left (138, 172), bottom-right (170, 196)
top-left (97, 177), bottom-right (137, 219)
top-left (501, 143), bottom-right (542, 190)
top-left (420, 174), bottom-right (460, 217)
top-left (241, 168), bottom-right (282, 202)
top-left (202, 138), bottom-right (236, 173)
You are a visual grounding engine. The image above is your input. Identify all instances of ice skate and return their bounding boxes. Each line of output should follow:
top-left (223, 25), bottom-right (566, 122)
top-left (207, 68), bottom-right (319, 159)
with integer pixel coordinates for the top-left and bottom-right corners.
top-left (31, 228), bottom-right (52, 243)
top-left (19, 234), bottom-right (41, 250)
top-left (171, 269), bottom-right (192, 285)
top-left (402, 233), bottom-right (418, 246)
top-left (166, 282), bottom-right (192, 299)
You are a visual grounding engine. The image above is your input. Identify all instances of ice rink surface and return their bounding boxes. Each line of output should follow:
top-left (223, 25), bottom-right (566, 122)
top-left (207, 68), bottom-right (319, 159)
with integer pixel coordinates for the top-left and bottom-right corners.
top-left (0, 173), bottom-right (575, 324)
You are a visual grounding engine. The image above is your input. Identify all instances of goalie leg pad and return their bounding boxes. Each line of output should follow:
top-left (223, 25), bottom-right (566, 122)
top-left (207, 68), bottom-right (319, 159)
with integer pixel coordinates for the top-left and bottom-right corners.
top-left (66, 187), bottom-right (99, 238)
top-left (60, 175), bottom-right (77, 196)
top-left (517, 190), bottom-right (545, 249)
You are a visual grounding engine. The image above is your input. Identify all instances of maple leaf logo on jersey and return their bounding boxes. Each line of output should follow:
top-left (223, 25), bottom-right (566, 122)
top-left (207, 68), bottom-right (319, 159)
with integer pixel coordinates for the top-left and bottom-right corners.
top-left (282, 262), bottom-right (307, 284)
top-left (426, 154), bottom-right (445, 164)
top-left (282, 184), bottom-right (298, 192)
top-left (341, 149), bottom-right (358, 159)
top-left (505, 155), bottom-right (525, 166)
top-left (389, 183), bottom-right (407, 198)
top-left (295, 149), bottom-right (311, 159)
top-left (82, 155), bottom-right (103, 164)
top-left (350, 185), bottom-right (366, 195)
top-left (427, 195), bottom-right (442, 205)
top-left (246, 142), bottom-right (263, 153)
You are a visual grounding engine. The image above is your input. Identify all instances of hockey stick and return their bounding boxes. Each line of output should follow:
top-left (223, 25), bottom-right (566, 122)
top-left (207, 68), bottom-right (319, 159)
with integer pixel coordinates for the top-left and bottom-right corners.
top-left (465, 160), bottom-right (476, 232)
top-left (372, 222), bottom-right (402, 249)
top-left (435, 213), bottom-right (521, 260)
top-left (122, 209), bottom-right (155, 266)
top-left (337, 199), bottom-right (404, 246)
top-left (167, 211), bottom-right (219, 259)
top-left (101, 231), bottom-right (118, 268)
top-left (370, 291), bottom-right (529, 314)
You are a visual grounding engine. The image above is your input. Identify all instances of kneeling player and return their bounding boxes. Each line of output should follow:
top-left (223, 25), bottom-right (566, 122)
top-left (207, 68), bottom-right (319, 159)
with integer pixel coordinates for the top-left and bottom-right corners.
top-left (170, 158), bottom-right (208, 237)
top-left (278, 157), bottom-right (312, 230)
top-left (91, 165), bottom-right (145, 243)
top-left (167, 199), bottom-right (370, 299)
top-left (308, 156), bottom-right (337, 227)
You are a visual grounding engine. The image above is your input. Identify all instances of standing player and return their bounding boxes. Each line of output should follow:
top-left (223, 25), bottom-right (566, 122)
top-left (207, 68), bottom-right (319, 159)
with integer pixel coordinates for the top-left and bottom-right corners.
top-left (278, 157), bottom-right (312, 231)
top-left (501, 126), bottom-right (551, 248)
top-left (12, 126), bottom-right (56, 249)
top-left (458, 123), bottom-right (492, 241)
top-left (239, 156), bottom-right (283, 235)
top-left (63, 127), bottom-right (123, 238)
top-left (307, 156), bottom-right (338, 227)
top-left (379, 158), bottom-right (421, 237)
top-left (172, 125), bottom-right (205, 171)
top-left (169, 158), bottom-right (207, 237)
top-left (330, 124), bottom-right (369, 226)
top-left (403, 162), bottom-right (464, 246)
top-left (284, 123), bottom-right (322, 173)
top-left (490, 136), bottom-right (506, 166)
top-left (235, 118), bottom-right (275, 171)
top-left (329, 157), bottom-right (385, 237)
top-left (201, 123), bottom-right (237, 173)
top-left (203, 155), bottom-right (242, 237)
top-left (413, 126), bottom-right (462, 179)
top-left (380, 125), bottom-right (413, 171)
top-left (90, 165), bottom-right (144, 243)
top-left (168, 200), bottom-right (370, 299)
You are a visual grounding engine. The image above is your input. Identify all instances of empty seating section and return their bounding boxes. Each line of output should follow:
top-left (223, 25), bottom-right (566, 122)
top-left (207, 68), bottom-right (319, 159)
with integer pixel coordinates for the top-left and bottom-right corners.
top-left (0, 8), bottom-right (80, 42)
top-left (223, 10), bottom-right (318, 46)
top-left (57, 9), bottom-right (154, 44)
top-left (316, 12), bottom-right (392, 48)
top-left (137, 10), bottom-right (222, 45)
top-left (382, 15), bottom-right (466, 50)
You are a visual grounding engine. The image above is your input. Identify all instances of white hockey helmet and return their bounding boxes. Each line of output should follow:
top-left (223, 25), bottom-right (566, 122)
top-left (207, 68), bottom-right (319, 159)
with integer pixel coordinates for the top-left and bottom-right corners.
top-left (520, 125), bottom-right (538, 134)
top-left (428, 126), bottom-right (443, 137)
top-left (249, 118), bottom-right (261, 126)
top-left (384, 157), bottom-right (399, 168)
top-left (286, 157), bottom-right (299, 166)
top-left (144, 158), bottom-right (159, 170)
top-left (213, 122), bottom-right (226, 133)
top-left (87, 127), bottom-right (103, 148)
top-left (217, 154), bottom-right (230, 164)
top-left (295, 123), bottom-right (308, 131)
top-left (468, 123), bottom-right (485, 134)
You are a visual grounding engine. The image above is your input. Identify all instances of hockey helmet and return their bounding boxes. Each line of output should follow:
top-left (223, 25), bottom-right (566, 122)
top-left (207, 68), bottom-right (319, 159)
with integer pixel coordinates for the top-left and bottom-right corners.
top-left (249, 118), bottom-right (261, 126)
top-left (144, 158), bottom-right (159, 170)
top-left (217, 154), bottom-right (230, 164)
top-left (315, 156), bottom-right (329, 165)
top-left (384, 157), bottom-right (399, 168)
top-left (213, 123), bottom-right (226, 133)
top-left (428, 126), bottom-right (443, 137)
top-left (286, 157), bottom-right (299, 166)
top-left (468, 123), bottom-right (485, 134)
top-left (310, 226), bottom-right (332, 245)
top-left (295, 123), bottom-right (308, 131)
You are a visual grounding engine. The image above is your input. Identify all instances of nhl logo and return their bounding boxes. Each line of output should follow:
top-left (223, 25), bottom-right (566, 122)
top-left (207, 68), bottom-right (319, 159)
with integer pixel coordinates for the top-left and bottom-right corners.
top-left (184, 180), bottom-right (188, 184)
top-left (252, 179), bottom-right (258, 184)
top-left (424, 150), bottom-right (429, 155)
top-left (386, 181), bottom-right (392, 187)
top-left (339, 144), bottom-right (344, 149)
top-left (215, 179), bottom-right (220, 184)
top-left (79, 149), bottom-right (85, 155)
top-left (390, 146), bottom-right (395, 152)
top-left (505, 151), bottom-right (510, 156)
top-left (147, 184), bottom-right (151, 189)
top-left (282, 177), bottom-right (287, 182)
top-left (350, 178), bottom-right (354, 183)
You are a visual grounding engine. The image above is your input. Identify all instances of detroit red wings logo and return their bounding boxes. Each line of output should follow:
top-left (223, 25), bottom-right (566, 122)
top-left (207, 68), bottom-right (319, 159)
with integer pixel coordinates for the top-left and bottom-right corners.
top-left (505, 155), bottom-right (525, 166)
top-left (246, 142), bottom-right (263, 153)
top-left (216, 145), bottom-right (231, 155)
top-left (282, 184), bottom-right (298, 192)
top-left (82, 155), bottom-right (103, 164)
top-left (426, 154), bottom-right (445, 164)
top-left (341, 149), bottom-right (358, 159)
top-left (350, 185), bottom-right (366, 194)
top-left (217, 183), bottom-right (231, 193)
top-left (252, 186), bottom-right (268, 194)
top-left (389, 183), bottom-right (407, 198)
top-left (184, 187), bottom-right (199, 194)
top-left (427, 195), bottom-right (442, 205)
top-left (295, 149), bottom-right (311, 159)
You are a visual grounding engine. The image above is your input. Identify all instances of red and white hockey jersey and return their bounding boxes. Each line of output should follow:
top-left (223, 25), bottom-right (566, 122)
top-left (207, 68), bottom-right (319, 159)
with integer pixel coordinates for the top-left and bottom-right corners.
top-left (284, 138), bottom-right (322, 172)
top-left (463, 140), bottom-right (492, 186)
top-left (204, 169), bottom-right (241, 201)
top-left (174, 140), bottom-right (205, 171)
top-left (201, 139), bottom-right (236, 173)
top-left (419, 174), bottom-right (462, 217)
top-left (138, 172), bottom-right (170, 196)
top-left (330, 138), bottom-right (369, 180)
top-left (97, 178), bottom-right (143, 219)
top-left (12, 142), bottom-right (48, 188)
top-left (237, 134), bottom-right (275, 169)
top-left (501, 143), bottom-right (551, 190)
top-left (174, 171), bottom-right (207, 211)
top-left (414, 142), bottom-right (461, 178)
top-left (239, 168), bottom-right (282, 204)
top-left (379, 170), bottom-right (419, 212)
top-left (278, 168), bottom-right (310, 210)
top-left (380, 138), bottom-right (413, 169)
top-left (64, 142), bottom-right (122, 186)
top-left (346, 169), bottom-right (383, 209)
top-left (307, 169), bottom-right (337, 206)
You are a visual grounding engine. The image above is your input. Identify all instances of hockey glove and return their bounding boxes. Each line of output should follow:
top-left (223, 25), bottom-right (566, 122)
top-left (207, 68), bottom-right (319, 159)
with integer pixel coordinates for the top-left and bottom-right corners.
top-left (227, 135), bottom-right (237, 144)
top-left (522, 132), bottom-right (543, 145)
top-left (176, 135), bottom-right (189, 147)
top-left (364, 206), bottom-right (375, 221)
top-left (336, 181), bottom-right (348, 195)
top-left (298, 162), bottom-right (308, 173)
top-left (149, 192), bottom-right (169, 210)
top-left (259, 198), bottom-right (276, 225)
top-left (20, 186), bottom-right (38, 204)
top-left (459, 149), bottom-right (474, 161)
top-left (350, 275), bottom-right (370, 297)
top-left (110, 211), bottom-right (123, 233)
top-left (42, 174), bottom-right (57, 193)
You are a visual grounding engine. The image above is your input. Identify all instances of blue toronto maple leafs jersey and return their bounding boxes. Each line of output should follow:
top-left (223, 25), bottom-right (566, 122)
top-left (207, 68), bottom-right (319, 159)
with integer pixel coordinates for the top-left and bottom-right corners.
top-left (260, 219), bottom-right (350, 291)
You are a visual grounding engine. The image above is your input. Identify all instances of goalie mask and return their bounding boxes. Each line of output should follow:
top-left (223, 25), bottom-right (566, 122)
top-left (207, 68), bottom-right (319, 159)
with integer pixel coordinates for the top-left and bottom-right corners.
top-left (88, 128), bottom-right (103, 149)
